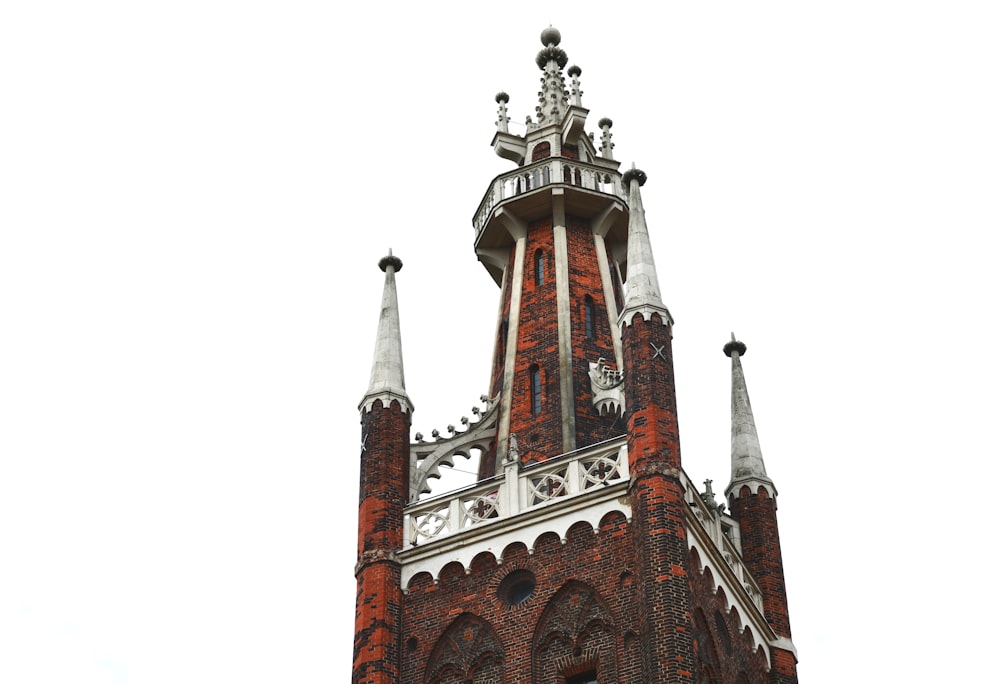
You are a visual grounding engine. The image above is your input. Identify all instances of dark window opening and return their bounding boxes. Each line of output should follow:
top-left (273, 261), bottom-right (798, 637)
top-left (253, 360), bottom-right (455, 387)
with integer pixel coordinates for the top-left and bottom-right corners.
top-left (530, 365), bottom-right (542, 415)
top-left (567, 672), bottom-right (597, 684)
top-left (498, 569), bottom-right (536, 606)
top-left (584, 295), bottom-right (595, 339)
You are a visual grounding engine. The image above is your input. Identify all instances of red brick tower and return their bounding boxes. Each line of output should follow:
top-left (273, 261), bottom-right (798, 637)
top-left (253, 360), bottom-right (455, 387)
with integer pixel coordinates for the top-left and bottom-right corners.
top-left (723, 336), bottom-right (798, 684)
top-left (355, 252), bottom-right (412, 683)
top-left (354, 28), bottom-right (798, 684)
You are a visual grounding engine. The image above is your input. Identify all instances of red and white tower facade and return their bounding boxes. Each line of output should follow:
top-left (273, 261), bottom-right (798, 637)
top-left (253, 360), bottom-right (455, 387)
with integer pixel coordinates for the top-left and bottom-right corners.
top-left (354, 28), bottom-right (798, 684)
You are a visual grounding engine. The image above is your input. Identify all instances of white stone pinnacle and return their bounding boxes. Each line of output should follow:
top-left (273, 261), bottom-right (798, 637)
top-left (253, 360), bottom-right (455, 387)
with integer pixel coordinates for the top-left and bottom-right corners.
top-left (360, 249), bottom-right (413, 414)
top-left (619, 167), bottom-right (672, 327)
top-left (725, 335), bottom-right (775, 498)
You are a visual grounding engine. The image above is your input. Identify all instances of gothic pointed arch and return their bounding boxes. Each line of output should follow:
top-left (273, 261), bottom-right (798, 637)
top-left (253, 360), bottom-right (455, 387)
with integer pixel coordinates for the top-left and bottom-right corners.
top-left (531, 580), bottom-right (619, 682)
top-left (693, 608), bottom-right (721, 683)
top-left (424, 613), bottom-right (504, 684)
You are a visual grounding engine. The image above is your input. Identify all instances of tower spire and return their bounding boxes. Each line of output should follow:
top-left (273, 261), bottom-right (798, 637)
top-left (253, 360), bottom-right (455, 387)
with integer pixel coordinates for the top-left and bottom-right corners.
top-left (534, 26), bottom-right (570, 126)
top-left (723, 335), bottom-right (797, 667)
top-left (619, 167), bottom-right (672, 326)
top-left (359, 250), bottom-right (413, 414)
top-left (724, 334), bottom-right (774, 497)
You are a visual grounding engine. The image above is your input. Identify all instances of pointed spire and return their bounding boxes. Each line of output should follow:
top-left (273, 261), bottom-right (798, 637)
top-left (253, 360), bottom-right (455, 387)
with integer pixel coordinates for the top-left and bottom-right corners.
top-left (724, 334), bottom-right (775, 496)
top-left (619, 166), bottom-right (672, 327)
top-left (359, 250), bottom-right (413, 414)
top-left (534, 27), bottom-right (570, 126)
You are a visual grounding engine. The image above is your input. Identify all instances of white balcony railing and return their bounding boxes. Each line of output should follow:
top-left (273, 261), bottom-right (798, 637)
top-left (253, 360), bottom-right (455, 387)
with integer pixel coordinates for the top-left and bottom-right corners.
top-left (401, 437), bottom-right (764, 615)
top-left (403, 439), bottom-right (628, 549)
top-left (473, 158), bottom-right (625, 237)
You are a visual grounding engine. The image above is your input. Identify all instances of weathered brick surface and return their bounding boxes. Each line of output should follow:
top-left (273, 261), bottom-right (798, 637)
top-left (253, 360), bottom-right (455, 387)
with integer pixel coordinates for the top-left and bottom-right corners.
top-left (354, 400), bottom-right (410, 684)
top-left (730, 487), bottom-right (798, 683)
top-left (622, 313), bottom-right (696, 682)
top-left (768, 647), bottom-right (798, 684)
top-left (565, 218), bottom-right (621, 448)
top-left (401, 513), bottom-right (642, 684)
top-left (688, 548), bottom-right (771, 683)
top-left (730, 488), bottom-right (792, 639)
top-left (504, 219), bottom-right (564, 462)
top-left (485, 217), bottom-right (621, 470)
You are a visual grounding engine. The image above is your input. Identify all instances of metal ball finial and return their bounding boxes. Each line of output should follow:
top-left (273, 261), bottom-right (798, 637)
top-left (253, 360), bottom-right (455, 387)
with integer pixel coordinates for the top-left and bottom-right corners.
top-left (622, 166), bottom-right (647, 187)
top-left (723, 332), bottom-right (746, 357)
top-left (540, 26), bottom-right (561, 47)
top-left (378, 249), bottom-right (402, 273)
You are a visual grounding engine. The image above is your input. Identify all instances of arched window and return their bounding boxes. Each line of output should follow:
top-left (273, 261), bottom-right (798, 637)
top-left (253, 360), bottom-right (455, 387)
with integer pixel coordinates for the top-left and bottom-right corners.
top-left (584, 295), bottom-right (595, 339)
top-left (534, 249), bottom-right (545, 287)
top-left (530, 364), bottom-right (542, 414)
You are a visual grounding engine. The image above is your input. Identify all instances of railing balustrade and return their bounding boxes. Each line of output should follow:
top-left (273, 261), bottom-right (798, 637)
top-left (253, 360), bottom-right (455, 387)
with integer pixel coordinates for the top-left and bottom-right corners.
top-left (404, 441), bottom-right (628, 548)
top-left (402, 439), bottom-right (763, 613)
top-left (474, 158), bottom-right (625, 236)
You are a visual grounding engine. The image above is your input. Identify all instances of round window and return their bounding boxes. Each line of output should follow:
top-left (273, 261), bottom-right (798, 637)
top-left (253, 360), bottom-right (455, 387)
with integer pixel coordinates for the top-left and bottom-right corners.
top-left (498, 569), bottom-right (536, 606)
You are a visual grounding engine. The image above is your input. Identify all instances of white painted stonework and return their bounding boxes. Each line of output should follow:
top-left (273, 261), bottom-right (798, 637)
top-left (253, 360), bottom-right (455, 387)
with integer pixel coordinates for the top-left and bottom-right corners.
top-left (400, 439), bottom-right (630, 587)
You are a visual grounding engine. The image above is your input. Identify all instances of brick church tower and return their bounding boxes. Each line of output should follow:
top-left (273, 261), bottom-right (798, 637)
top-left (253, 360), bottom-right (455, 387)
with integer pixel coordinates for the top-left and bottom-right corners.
top-left (354, 28), bottom-right (798, 684)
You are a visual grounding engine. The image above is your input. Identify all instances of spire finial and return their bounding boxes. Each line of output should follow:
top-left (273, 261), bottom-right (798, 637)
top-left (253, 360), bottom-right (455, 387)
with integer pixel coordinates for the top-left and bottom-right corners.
top-left (598, 117), bottom-right (614, 159)
top-left (568, 65), bottom-right (583, 106)
top-left (725, 335), bottom-right (773, 497)
top-left (619, 167), bottom-right (671, 327)
top-left (534, 26), bottom-right (569, 125)
top-left (540, 26), bottom-right (561, 47)
top-left (495, 92), bottom-right (511, 133)
top-left (378, 248), bottom-right (402, 273)
top-left (723, 332), bottom-right (746, 357)
top-left (360, 249), bottom-right (412, 414)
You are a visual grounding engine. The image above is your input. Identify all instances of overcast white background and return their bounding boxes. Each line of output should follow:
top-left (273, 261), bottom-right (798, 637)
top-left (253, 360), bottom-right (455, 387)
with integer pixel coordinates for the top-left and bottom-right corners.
top-left (2, 2), bottom-right (998, 682)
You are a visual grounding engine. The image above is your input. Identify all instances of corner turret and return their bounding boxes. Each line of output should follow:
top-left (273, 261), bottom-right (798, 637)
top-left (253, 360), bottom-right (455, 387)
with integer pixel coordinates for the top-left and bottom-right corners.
top-left (723, 335), bottom-right (798, 682)
top-left (618, 170), bottom-right (697, 678)
top-left (353, 252), bottom-right (412, 684)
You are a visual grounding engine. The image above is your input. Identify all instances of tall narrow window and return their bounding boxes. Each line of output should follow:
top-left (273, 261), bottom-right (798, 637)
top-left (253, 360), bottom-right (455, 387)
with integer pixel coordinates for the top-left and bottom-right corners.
top-left (584, 295), bottom-right (595, 339)
top-left (534, 249), bottom-right (545, 287)
top-left (530, 365), bottom-right (542, 415)
top-left (567, 673), bottom-right (597, 684)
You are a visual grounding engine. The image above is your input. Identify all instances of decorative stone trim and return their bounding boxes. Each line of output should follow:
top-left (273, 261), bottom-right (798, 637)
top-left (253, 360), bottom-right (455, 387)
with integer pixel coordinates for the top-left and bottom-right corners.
top-left (409, 396), bottom-right (498, 501)
top-left (588, 357), bottom-right (624, 416)
top-left (400, 439), bottom-right (630, 587)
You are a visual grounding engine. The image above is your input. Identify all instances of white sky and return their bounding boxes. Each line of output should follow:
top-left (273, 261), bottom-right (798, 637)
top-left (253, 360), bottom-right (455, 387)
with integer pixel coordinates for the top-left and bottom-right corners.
top-left (2, 2), bottom-right (998, 682)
